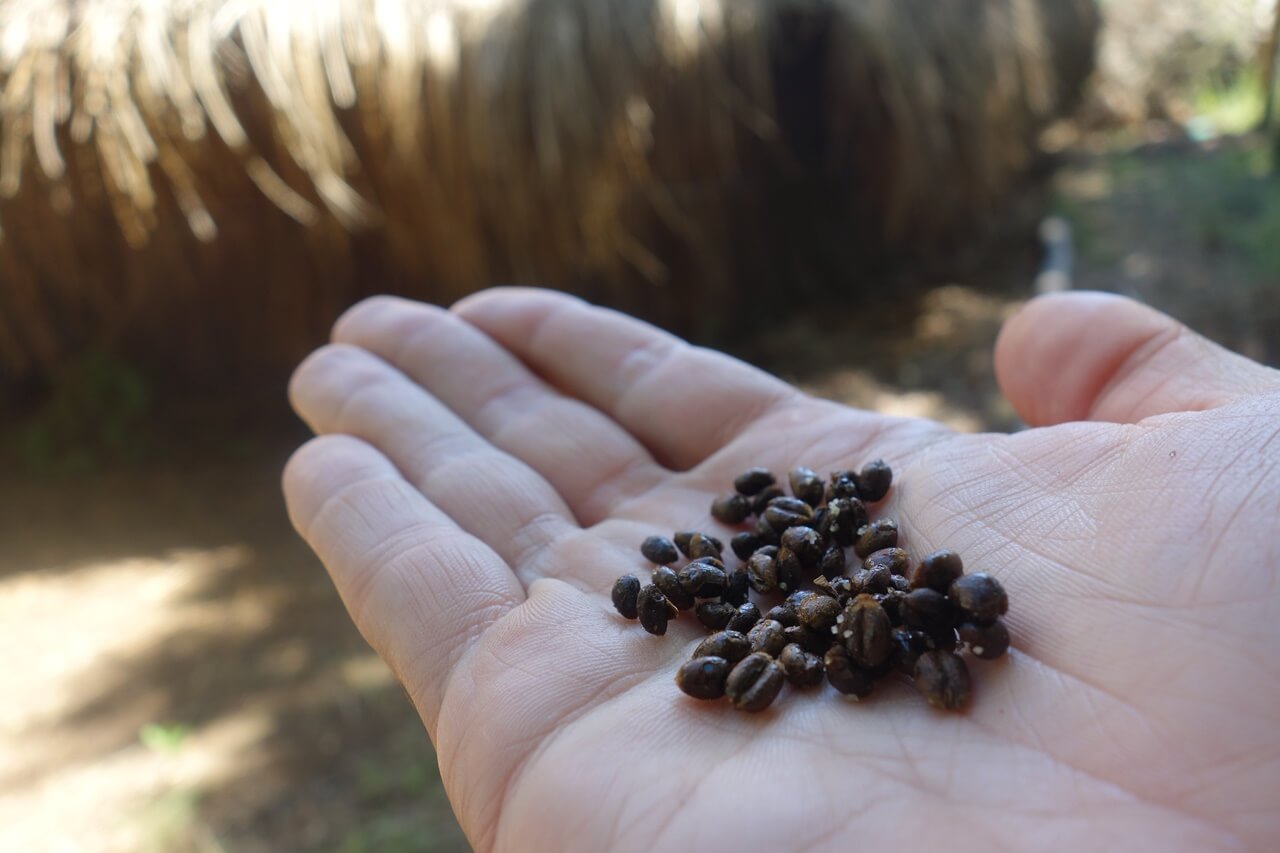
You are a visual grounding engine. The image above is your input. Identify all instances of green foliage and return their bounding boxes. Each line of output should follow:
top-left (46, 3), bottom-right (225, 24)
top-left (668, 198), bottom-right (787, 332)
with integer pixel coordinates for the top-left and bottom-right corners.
top-left (8, 349), bottom-right (152, 475)
top-left (139, 722), bottom-right (191, 754)
top-left (1192, 73), bottom-right (1265, 136)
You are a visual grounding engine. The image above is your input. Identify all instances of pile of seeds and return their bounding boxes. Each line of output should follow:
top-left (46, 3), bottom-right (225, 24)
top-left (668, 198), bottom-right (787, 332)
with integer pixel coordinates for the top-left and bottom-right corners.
top-left (611, 462), bottom-right (1010, 712)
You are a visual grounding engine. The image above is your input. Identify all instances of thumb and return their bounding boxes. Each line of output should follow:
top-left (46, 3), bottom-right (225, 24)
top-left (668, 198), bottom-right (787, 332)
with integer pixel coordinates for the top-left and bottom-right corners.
top-left (994, 291), bottom-right (1280, 426)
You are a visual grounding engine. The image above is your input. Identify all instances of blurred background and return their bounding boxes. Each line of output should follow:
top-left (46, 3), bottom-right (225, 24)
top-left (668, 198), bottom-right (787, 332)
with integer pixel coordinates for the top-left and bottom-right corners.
top-left (1, 1), bottom-right (1277, 849)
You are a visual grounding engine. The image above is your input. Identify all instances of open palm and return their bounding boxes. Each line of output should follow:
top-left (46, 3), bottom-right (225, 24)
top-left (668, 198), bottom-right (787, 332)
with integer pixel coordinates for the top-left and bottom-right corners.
top-left (284, 288), bottom-right (1280, 851)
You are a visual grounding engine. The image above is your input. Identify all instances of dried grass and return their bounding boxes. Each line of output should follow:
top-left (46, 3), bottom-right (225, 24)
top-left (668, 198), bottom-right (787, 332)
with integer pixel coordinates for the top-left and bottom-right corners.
top-left (0, 0), bottom-right (1098, 380)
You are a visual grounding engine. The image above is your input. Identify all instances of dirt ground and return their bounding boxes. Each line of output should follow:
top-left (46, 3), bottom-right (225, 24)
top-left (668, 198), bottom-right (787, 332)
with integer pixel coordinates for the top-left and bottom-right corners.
top-left (2, 132), bottom-right (1276, 852)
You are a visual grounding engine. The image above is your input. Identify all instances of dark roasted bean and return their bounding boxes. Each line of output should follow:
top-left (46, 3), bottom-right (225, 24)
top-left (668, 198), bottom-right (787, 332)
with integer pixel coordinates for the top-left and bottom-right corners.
top-left (696, 601), bottom-right (736, 630)
top-left (676, 656), bottom-right (730, 700)
top-left (857, 459), bottom-right (893, 503)
top-left (891, 627), bottom-right (932, 674)
top-left (853, 518), bottom-right (899, 559)
top-left (910, 549), bottom-right (965, 592)
top-left (722, 570), bottom-right (750, 606)
top-left (687, 533), bottom-right (723, 560)
top-left (959, 618), bottom-right (1010, 659)
top-left (861, 564), bottom-right (893, 594)
top-left (780, 525), bottom-right (823, 568)
top-left (840, 594), bottom-right (892, 668)
top-left (734, 468), bottom-right (777, 496)
top-left (751, 485), bottom-right (786, 516)
top-left (747, 619), bottom-right (788, 657)
top-left (824, 497), bottom-right (868, 546)
top-left (673, 530), bottom-right (696, 556)
top-left (810, 506), bottom-right (829, 536)
top-left (746, 551), bottom-right (779, 594)
top-left (764, 604), bottom-right (799, 628)
top-left (640, 536), bottom-right (679, 565)
top-left (779, 643), bottom-right (825, 688)
top-left (679, 563), bottom-right (727, 598)
top-left (688, 555), bottom-right (726, 571)
top-left (877, 588), bottom-right (906, 626)
top-left (751, 514), bottom-right (782, 546)
top-left (824, 645), bottom-right (873, 698)
top-left (891, 574), bottom-right (911, 592)
top-left (730, 530), bottom-right (762, 561)
top-left (764, 499), bottom-right (813, 533)
top-left (695, 630), bottom-right (752, 663)
top-left (913, 650), bottom-right (971, 710)
top-left (775, 548), bottom-right (804, 593)
top-left (612, 575), bottom-right (641, 619)
top-left (949, 573), bottom-right (1009, 623)
top-left (864, 547), bottom-right (908, 576)
top-left (726, 601), bottom-right (762, 634)
top-left (901, 588), bottom-right (957, 633)
top-left (814, 574), bottom-right (853, 602)
top-left (725, 652), bottom-right (785, 712)
top-left (797, 594), bottom-right (841, 634)
top-left (789, 466), bottom-right (825, 507)
top-left (826, 470), bottom-right (862, 502)
top-left (653, 566), bottom-right (695, 610)
top-left (711, 492), bottom-right (752, 525)
top-left (784, 624), bottom-right (831, 655)
top-left (638, 584), bottom-right (673, 635)
top-left (818, 543), bottom-right (846, 576)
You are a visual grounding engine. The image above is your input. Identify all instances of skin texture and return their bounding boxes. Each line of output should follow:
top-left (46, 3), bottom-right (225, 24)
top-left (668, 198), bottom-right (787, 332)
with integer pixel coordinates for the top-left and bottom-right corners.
top-left (283, 288), bottom-right (1280, 852)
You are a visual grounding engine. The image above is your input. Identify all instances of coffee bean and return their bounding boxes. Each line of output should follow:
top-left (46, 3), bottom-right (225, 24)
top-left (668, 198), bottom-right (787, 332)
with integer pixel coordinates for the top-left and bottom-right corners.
top-left (751, 485), bottom-right (787, 516)
top-left (673, 531), bottom-right (696, 556)
top-left (876, 588), bottom-right (906, 626)
top-left (746, 551), bottom-right (779, 594)
top-left (747, 619), bottom-right (788, 657)
top-left (909, 549), bottom-right (964, 592)
top-left (818, 543), bottom-right (846, 576)
top-left (779, 643), bottom-right (825, 688)
top-left (696, 601), bottom-right (736, 630)
top-left (687, 533), bottom-right (724, 561)
top-left (722, 570), bottom-right (750, 606)
top-left (826, 470), bottom-right (862, 502)
top-left (840, 594), bottom-right (892, 668)
top-left (864, 547), bottom-right (908, 576)
top-left (678, 563), bottom-right (727, 599)
top-left (784, 623), bottom-right (831, 655)
top-left (853, 518), bottom-right (899, 558)
top-left (751, 514), bottom-right (782, 547)
top-left (860, 564), bottom-right (893, 594)
top-left (725, 652), bottom-right (786, 712)
top-left (891, 574), bottom-right (911, 592)
top-left (774, 548), bottom-right (804, 592)
top-left (730, 531), bottom-right (762, 561)
top-left (653, 566), bottom-right (695, 610)
top-left (640, 536), bottom-right (679, 565)
top-left (789, 466), bottom-right (825, 507)
top-left (824, 497), bottom-right (868, 546)
top-left (858, 459), bottom-right (893, 503)
top-left (824, 645), bottom-right (873, 698)
top-left (780, 525), bottom-right (823, 568)
top-left (711, 492), bottom-right (752, 525)
top-left (813, 574), bottom-right (853, 602)
top-left (925, 624), bottom-right (959, 652)
top-left (901, 588), bottom-right (957, 633)
top-left (676, 656), bottom-right (730, 700)
top-left (764, 604), bottom-right (799, 628)
top-left (891, 627), bottom-right (932, 674)
top-left (763, 498), bottom-right (813, 533)
top-left (726, 601), bottom-right (762, 633)
top-left (734, 468), bottom-right (777, 496)
top-left (612, 575), bottom-right (641, 619)
top-left (688, 555), bottom-right (726, 572)
top-left (913, 650), bottom-right (971, 710)
top-left (797, 594), bottom-right (841, 634)
top-left (695, 630), bottom-right (752, 663)
top-left (959, 618), bottom-right (1010, 659)
top-left (638, 584), bottom-right (673, 635)
top-left (949, 573), bottom-right (1008, 623)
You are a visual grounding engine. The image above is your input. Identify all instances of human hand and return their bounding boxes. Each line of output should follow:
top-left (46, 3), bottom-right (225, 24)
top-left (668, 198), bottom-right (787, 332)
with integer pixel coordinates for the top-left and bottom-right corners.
top-left (284, 288), bottom-right (1280, 851)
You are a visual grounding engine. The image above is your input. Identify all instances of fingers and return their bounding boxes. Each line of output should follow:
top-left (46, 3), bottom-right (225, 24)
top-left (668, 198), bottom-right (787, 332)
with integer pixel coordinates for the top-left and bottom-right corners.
top-left (282, 434), bottom-right (524, 733)
top-left (995, 291), bottom-right (1280, 426)
top-left (453, 287), bottom-right (800, 470)
top-left (289, 342), bottom-right (578, 579)
top-left (331, 296), bottom-right (666, 524)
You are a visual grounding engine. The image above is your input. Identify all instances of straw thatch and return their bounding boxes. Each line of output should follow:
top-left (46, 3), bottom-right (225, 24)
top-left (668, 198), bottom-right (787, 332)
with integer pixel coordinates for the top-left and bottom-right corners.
top-left (0, 0), bottom-right (1099, 381)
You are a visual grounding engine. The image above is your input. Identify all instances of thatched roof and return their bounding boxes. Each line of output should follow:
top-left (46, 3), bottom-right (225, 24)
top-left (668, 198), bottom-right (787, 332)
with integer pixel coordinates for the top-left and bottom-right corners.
top-left (0, 0), bottom-right (1099, 380)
